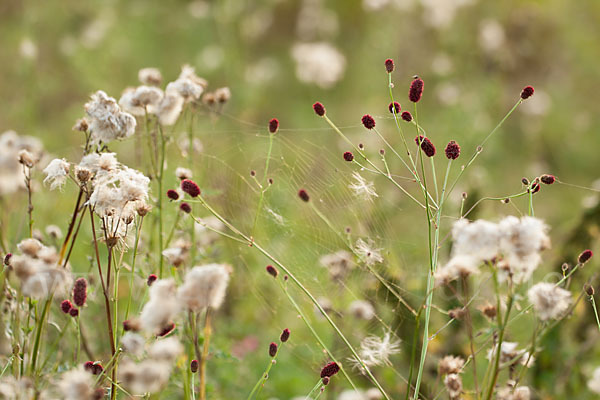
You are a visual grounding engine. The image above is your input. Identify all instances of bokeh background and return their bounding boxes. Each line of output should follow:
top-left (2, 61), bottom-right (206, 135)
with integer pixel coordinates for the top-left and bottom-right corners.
top-left (1, 0), bottom-right (600, 398)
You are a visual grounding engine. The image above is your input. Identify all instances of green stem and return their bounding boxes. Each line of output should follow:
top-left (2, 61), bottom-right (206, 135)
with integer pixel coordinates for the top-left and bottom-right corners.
top-left (29, 296), bottom-right (52, 375)
top-left (322, 115), bottom-right (427, 209)
top-left (484, 294), bottom-right (513, 400)
top-left (196, 197), bottom-right (388, 398)
top-left (590, 295), bottom-right (600, 333)
top-left (158, 123), bottom-right (166, 278)
top-left (445, 99), bottom-right (522, 200)
top-left (125, 216), bottom-right (144, 322)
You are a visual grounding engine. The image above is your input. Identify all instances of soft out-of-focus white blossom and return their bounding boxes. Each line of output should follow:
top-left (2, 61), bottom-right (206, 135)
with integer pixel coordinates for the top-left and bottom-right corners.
top-left (177, 264), bottom-right (230, 311)
top-left (291, 42), bottom-right (346, 89)
top-left (588, 367), bottom-right (600, 394)
top-left (479, 19), bottom-right (506, 53)
top-left (320, 250), bottom-right (354, 280)
top-left (0, 130), bottom-right (44, 196)
top-left (527, 282), bottom-right (572, 321)
top-left (8, 238), bottom-right (71, 299)
top-left (138, 68), bottom-right (162, 86)
top-left (57, 367), bottom-right (94, 400)
top-left (420, 0), bottom-right (476, 30)
top-left (348, 300), bottom-right (375, 320)
top-left (139, 279), bottom-right (179, 334)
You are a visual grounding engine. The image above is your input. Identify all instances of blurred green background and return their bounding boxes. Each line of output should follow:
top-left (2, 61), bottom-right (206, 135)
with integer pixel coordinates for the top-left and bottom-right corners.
top-left (1, 0), bottom-right (600, 398)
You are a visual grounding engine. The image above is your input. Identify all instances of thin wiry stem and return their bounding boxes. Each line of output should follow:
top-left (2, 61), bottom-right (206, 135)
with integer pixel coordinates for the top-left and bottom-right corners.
top-left (252, 131), bottom-right (275, 235)
top-left (322, 114), bottom-right (427, 209)
top-left (195, 196), bottom-right (390, 399)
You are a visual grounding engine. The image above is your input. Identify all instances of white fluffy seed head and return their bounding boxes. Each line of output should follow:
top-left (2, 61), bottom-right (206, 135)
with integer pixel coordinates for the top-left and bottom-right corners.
top-left (43, 158), bottom-right (70, 190)
top-left (527, 282), bottom-right (572, 321)
top-left (58, 367), bottom-right (94, 400)
top-left (139, 279), bottom-right (180, 334)
top-left (177, 264), bottom-right (230, 311)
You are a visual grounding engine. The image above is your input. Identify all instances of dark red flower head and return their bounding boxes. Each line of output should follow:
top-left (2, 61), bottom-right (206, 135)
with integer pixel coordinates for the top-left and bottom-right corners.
top-left (579, 249), bottom-right (593, 265)
top-left (280, 328), bottom-right (290, 342)
top-left (269, 342), bottom-right (278, 357)
top-left (361, 114), bottom-right (376, 130)
top-left (181, 179), bottom-right (201, 198)
top-left (147, 274), bottom-right (158, 286)
top-left (167, 189), bottom-right (179, 201)
top-left (401, 111), bottom-right (412, 122)
top-left (180, 202), bottom-right (192, 214)
top-left (3, 253), bottom-right (11, 266)
top-left (313, 102), bottom-right (326, 117)
top-left (320, 361), bottom-right (340, 378)
top-left (444, 140), bottom-right (460, 160)
top-left (157, 321), bottom-right (176, 337)
top-left (190, 359), bottom-right (199, 373)
top-left (531, 183), bottom-right (541, 194)
top-left (384, 58), bottom-right (394, 73)
top-left (415, 135), bottom-right (436, 157)
top-left (521, 86), bottom-right (534, 99)
top-left (322, 377), bottom-right (330, 386)
top-left (298, 189), bottom-right (310, 202)
top-left (540, 174), bottom-right (555, 185)
top-left (409, 78), bottom-right (424, 103)
top-left (73, 278), bottom-right (88, 307)
top-left (388, 101), bottom-right (401, 114)
top-left (60, 299), bottom-right (73, 314)
top-left (343, 151), bottom-right (354, 162)
top-left (84, 361), bottom-right (103, 375)
top-left (269, 118), bottom-right (279, 134)
top-left (266, 265), bottom-right (278, 278)
top-left (69, 308), bottom-right (79, 317)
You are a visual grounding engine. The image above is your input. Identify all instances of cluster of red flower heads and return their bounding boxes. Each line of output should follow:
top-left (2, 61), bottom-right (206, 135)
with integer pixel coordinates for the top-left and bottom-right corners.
top-left (60, 277), bottom-right (88, 318)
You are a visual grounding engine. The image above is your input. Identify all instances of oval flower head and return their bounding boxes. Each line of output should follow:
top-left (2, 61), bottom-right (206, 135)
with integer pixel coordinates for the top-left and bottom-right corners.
top-left (177, 264), bottom-right (230, 311)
